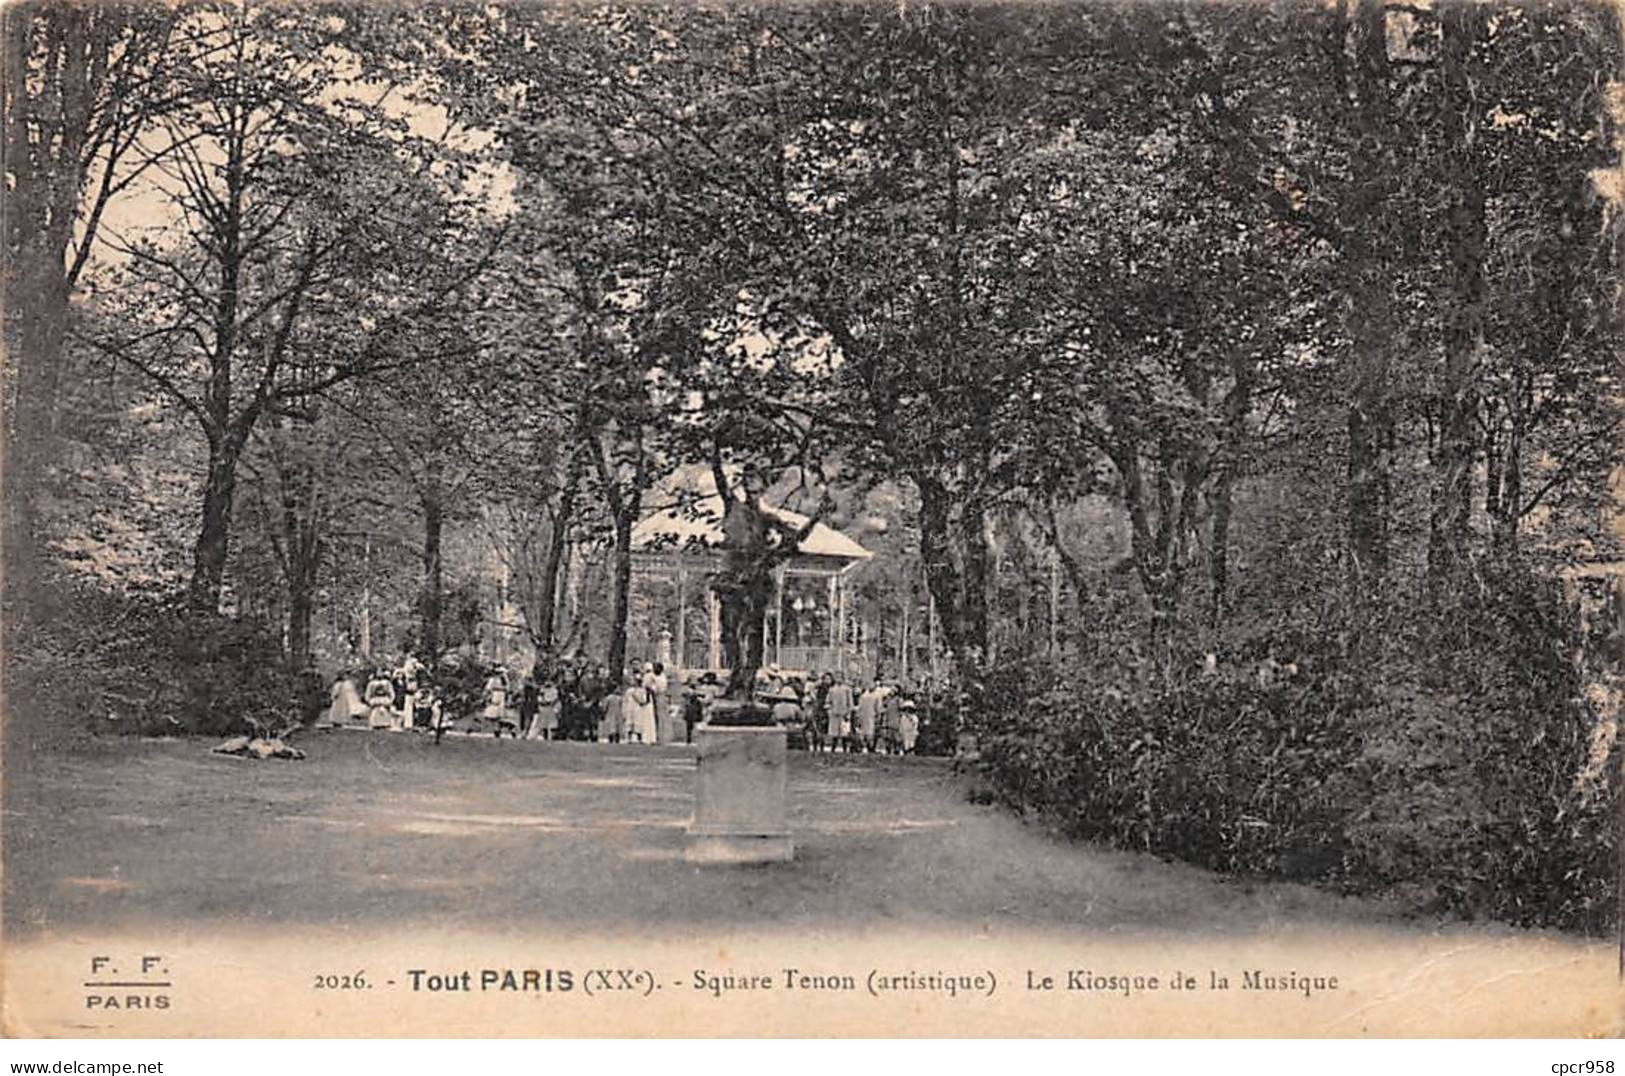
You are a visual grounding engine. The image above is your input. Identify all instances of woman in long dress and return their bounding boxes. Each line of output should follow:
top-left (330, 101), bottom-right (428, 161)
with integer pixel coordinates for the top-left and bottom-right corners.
top-left (855, 682), bottom-right (882, 753)
top-left (826, 677), bottom-right (854, 752)
top-left (878, 685), bottom-right (901, 754)
top-left (644, 661), bottom-right (671, 744)
top-left (482, 667), bottom-right (511, 736)
top-left (327, 671), bottom-right (364, 727)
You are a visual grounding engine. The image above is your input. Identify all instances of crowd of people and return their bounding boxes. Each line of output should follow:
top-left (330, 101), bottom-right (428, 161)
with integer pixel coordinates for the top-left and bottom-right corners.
top-left (323, 653), bottom-right (936, 755)
top-left (323, 653), bottom-right (691, 744)
top-left (753, 668), bottom-right (923, 755)
top-left (325, 655), bottom-right (442, 733)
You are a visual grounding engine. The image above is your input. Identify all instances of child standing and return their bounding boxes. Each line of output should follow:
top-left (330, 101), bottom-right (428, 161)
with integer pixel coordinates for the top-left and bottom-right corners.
top-left (364, 669), bottom-right (395, 730)
top-left (529, 675), bottom-right (560, 741)
top-left (623, 671), bottom-right (655, 744)
top-left (599, 680), bottom-right (624, 744)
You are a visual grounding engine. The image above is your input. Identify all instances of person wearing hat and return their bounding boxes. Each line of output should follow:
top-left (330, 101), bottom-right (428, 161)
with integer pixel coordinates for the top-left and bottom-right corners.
top-left (364, 667), bottom-right (396, 730)
top-left (878, 681), bottom-right (902, 754)
top-left (899, 692), bottom-right (920, 755)
top-left (855, 677), bottom-right (884, 754)
top-left (483, 665), bottom-right (514, 738)
top-left (685, 671), bottom-right (723, 743)
top-left (643, 660), bottom-right (671, 744)
top-left (580, 663), bottom-right (608, 740)
top-left (557, 654), bottom-right (586, 740)
top-left (681, 678), bottom-right (705, 744)
top-left (327, 668), bottom-right (365, 727)
top-left (528, 667), bottom-right (561, 741)
top-left (825, 675), bottom-right (855, 753)
top-left (623, 668), bottom-right (656, 744)
top-left (807, 673), bottom-right (832, 752)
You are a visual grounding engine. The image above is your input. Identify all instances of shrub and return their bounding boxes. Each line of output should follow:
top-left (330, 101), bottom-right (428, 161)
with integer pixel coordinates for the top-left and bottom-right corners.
top-left (1342, 566), bottom-right (1619, 930)
top-left (977, 564), bottom-right (1619, 933)
top-left (982, 666), bottom-right (1357, 880)
top-left (5, 577), bottom-right (304, 741)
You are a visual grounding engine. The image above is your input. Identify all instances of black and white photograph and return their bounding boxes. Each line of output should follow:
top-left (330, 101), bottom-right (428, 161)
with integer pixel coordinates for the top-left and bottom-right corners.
top-left (3, 0), bottom-right (1624, 1040)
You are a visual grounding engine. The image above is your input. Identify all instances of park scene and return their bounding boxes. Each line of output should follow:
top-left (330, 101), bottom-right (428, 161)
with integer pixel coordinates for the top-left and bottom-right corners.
top-left (4, 0), bottom-right (1625, 973)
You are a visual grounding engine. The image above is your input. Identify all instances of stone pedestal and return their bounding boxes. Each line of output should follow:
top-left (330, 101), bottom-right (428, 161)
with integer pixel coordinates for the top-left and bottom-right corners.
top-left (686, 724), bottom-right (793, 863)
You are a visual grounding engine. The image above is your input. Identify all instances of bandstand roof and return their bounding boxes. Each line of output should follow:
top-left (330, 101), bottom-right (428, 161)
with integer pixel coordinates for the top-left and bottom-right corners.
top-left (631, 495), bottom-right (873, 563)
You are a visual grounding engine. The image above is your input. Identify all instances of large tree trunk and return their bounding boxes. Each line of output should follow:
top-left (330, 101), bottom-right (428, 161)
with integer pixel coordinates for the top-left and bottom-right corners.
top-left (1427, 1), bottom-right (1488, 597)
top-left (533, 449), bottom-right (583, 661)
top-left (1209, 347), bottom-right (1255, 624)
top-left (2, 267), bottom-right (67, 612)
top-left (916, 473), bottom-right (993, 695)
top-left (187, 443), bottom-right (240, 613)
top-left (188, 120), bottom-right (245, 615)
top-left (420, 493), bottom-right (445, 663)
top-left (1340, 0), bottom-right (1397, 585)
top-left (606, 509), bottom-right (634, 676)
top-left (1209, 473), bottom-right (1236, 624)
top-left (288, 574), bottom-right (314, 668)
top-left (585, 425), bottom-right (646, 680)
top-left (958, 493), bottom-right (992, 672)
top-left (1488, 415), bottom-right (1525, 557)
top-left (1346, 363), bottom-right (1394, 581)
top-left (281, 454), bottom-right (322, 669)
top-left (2, 6), bottom-right (97, 613)
top-left (1112, 439), bottom-right (1201, 659)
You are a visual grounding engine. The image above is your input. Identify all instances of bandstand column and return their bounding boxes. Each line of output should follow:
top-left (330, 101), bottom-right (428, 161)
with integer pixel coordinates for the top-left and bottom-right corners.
top-left (707, 587), bottom-right (722, 670)
top-left (676, 565), bottom-right (688, 676)
top-left (773, 566), bottom-right (784, 667)
top-left (835, 574), bottom-right (847, 674)
top-left (901, 593), bottom-right (910, 681)
top-left (827, 574), bottom-right (838, 650)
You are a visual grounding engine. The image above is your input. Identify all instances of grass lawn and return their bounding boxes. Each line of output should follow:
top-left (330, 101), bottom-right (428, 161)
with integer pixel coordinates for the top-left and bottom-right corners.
top-left (2, 727), bottom-right (1395, 937)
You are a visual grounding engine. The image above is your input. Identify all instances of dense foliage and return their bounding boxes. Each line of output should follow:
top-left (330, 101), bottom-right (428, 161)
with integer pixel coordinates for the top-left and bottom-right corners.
top-left (7, 580), bottom-right (305, 742)
top-left (978, 565), bottom-right (1618, 931)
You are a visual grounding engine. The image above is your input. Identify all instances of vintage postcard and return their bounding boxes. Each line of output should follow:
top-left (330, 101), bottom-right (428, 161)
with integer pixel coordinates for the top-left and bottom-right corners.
top-left (3, 0), bottom-right (1624, 1039)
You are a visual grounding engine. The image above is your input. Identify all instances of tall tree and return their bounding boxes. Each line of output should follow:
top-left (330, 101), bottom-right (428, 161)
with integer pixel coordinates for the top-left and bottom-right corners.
top-left (1337, 0), bottom-right (1402, 585)
top-left (2, 3), bottom-right (185, 603)
top-left (1426, 2), bottom-right (1489, 594)
top-left (82, 2), bottom-right (495, 613)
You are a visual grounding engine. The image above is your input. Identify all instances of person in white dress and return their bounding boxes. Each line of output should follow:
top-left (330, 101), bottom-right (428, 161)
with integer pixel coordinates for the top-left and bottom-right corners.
top-left (527, 677), bottom-right (560, 741)
top-left (363, 669), bottom-right (395, 730)
top-left (326, 670), bottom-right (365, 727)
top-left (855, 681), bottom-right (884, 753)
top-left (623, 671), bottom-right (656, 744)
top-left (643, 661), bottom-right (671, 744)
top-left (483, 667), bottom-right (513, 737)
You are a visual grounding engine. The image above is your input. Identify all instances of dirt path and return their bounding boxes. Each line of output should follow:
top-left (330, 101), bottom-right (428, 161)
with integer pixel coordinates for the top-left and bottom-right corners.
top-left (5, 731), bottom-right (1621, 1037)
top-left (6, 729), bottom-right (1393, 935)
